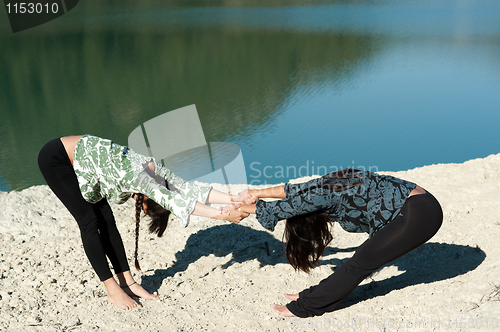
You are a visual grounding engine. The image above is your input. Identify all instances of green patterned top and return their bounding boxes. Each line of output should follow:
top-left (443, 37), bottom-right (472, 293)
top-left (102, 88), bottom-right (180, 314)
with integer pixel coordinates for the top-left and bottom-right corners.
top-left (73, 135), bottom-right (212, 226)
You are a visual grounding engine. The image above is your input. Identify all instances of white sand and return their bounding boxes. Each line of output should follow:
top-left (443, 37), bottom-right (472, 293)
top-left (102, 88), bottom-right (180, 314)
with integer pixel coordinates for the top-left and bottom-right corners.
top-left (0, 154), bottom-right (499, 331)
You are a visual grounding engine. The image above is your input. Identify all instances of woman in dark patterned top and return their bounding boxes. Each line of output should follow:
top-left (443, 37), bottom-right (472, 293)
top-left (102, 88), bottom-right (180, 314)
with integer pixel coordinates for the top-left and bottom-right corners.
top-left (237, 168), bottom-right (443, 318)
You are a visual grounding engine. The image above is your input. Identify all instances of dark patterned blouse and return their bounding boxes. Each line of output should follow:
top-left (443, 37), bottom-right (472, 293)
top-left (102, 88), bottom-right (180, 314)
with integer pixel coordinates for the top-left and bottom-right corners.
top-left (255, 170), bottom-right (416, 236)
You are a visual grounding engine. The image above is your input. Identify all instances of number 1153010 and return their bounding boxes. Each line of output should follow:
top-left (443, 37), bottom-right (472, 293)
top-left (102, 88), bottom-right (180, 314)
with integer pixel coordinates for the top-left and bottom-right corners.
top-left (5, 2), bottom-right (60, 14)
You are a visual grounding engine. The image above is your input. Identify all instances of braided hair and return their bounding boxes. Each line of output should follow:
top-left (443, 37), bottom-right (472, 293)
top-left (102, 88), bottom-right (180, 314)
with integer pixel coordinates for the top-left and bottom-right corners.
top-left (133, 193), bottom-right (171, 271)
top-left (134, 194), bottom-right (144, 270)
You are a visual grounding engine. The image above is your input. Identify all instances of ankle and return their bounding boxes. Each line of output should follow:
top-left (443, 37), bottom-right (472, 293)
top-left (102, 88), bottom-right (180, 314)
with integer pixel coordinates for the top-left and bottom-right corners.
top-left (103, 277), bottom-right (123, 294)
top-left (121, 281), bottom-right (137, 288)
top-left (116, 271), bottom-right (136, 287)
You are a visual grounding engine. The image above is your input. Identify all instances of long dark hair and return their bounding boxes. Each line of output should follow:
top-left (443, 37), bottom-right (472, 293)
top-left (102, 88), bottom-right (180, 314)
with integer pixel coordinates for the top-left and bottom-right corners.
top-left (284, 168), bottom-right (365, 273)
top-left (134, 193), bottom-right (171, 270)
top-left (284, 211), bottom-right (332, 273)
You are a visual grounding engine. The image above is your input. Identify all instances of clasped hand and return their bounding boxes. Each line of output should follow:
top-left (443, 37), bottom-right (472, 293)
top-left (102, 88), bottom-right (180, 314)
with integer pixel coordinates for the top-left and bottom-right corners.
top-left (218, 202), bottom-right (248, 223)
top-left (218, 190), bottom-right (258, 223)
top-left (235, 189), bottom-right (258, 205)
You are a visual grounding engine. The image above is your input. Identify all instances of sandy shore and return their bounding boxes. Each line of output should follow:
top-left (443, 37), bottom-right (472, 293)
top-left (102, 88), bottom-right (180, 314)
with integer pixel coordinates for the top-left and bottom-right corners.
top-left (1, 154), bottom-right (499, 331)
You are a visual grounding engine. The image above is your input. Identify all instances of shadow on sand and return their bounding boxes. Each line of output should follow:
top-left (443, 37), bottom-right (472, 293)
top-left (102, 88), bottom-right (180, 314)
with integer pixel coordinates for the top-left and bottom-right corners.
top-left (337, 242), bottom-right (486, 309)
top-left (142, 224), bottom-right (486, 308)
top-left (142, 224), bottom-right (286, 290)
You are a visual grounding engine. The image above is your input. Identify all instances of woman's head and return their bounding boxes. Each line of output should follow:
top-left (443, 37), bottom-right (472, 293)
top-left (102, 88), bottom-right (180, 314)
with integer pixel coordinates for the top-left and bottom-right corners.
top-left (134, 193), bottom-right (171, 270)
top-left (284, 211), bottom-right (332, 273)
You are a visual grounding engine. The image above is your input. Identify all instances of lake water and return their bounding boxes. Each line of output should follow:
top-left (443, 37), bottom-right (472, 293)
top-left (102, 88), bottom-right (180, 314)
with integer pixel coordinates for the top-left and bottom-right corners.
top-left (1, 0), bottom-right (499, 191)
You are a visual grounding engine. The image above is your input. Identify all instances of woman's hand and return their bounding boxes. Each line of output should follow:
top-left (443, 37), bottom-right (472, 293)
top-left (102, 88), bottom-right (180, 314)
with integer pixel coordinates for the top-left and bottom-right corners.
top-left (237, 185), bottom-right (286, 201)
top-left (237, 204), bottom-right (257, 215)
top-left (237, 189), bottom-right (258, 204)
top-left (272, 293), bottom-right (299, 317)
top-left (219, 202), bottom-right (243, 215)
top-left (284, 293), bottom-right (299, 301)
top-left (272, 304), bottom-right (296, 317)
top-left (220, 204), bottom-right (249, 223)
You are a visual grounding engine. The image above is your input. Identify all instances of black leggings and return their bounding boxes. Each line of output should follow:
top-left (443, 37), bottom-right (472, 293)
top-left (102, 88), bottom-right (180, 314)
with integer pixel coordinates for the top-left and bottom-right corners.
top-left (287, 191), bottom-right (443, 318)
top-left (38, 138), bottom-right (130, 281)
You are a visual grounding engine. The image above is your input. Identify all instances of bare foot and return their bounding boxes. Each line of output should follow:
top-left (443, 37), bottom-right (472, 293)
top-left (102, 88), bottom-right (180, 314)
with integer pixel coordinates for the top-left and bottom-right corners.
top-left (272, 303), bottom-right (296, 317)
top-left (107, 288), bottom-right (141, 310)
top-left (284, 293), bottom-right (299, 301)
top-left (121, 282), bottom-right (159, 300)
top-left (103, 277), bottom-right (141, 310)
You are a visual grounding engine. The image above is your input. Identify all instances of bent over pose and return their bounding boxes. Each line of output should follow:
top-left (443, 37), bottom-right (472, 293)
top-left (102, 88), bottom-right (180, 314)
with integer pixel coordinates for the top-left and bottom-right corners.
top-left (237, 168), bottom-right (442, 318)
top-left (38, 135), bottom-right (247, 310)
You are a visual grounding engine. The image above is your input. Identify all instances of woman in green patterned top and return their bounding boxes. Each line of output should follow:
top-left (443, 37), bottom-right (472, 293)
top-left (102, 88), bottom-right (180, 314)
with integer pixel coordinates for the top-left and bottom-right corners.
top-left (38, 135), bottom-right (248, 310)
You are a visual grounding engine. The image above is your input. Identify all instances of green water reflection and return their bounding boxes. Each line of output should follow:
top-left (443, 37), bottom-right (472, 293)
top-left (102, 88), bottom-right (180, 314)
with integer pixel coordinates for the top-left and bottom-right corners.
top-left (1, 0), bottom-right (499, 191)
top-left (1, 4), bottom-right (382, 191)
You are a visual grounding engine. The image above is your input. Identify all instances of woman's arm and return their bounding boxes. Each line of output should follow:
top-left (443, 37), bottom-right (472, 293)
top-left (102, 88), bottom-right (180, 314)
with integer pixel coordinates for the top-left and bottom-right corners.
top-left (191, 202), bottom-right (248, 223)
top-left (206, 189), bottom-right (239, 204)
top-left (151, 161), bottom-right (212, 203)
top-left (238, 203), bottom-right (256, 215)
top-left (238, 185), bottom-right (286, 203)
top-left (207, 186), bottom-right (288, 205)
top-left (255, 191), bottom-right (337, 231)
top-left (151, 162), bottom-right (241, 205)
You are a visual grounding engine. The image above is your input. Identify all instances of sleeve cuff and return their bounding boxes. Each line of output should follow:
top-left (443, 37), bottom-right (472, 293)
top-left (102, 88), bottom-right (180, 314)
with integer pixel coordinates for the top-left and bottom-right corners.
top-left (283, 182), bottom-right (294, 197)
top-left (255, 200), bottom-right (280, 231)
top-left (177, 197), bottom-right (199, 227)
top-left (199, 185), bottom-right (212, 204)
top-left (176, 186), bottom-right (211, 227)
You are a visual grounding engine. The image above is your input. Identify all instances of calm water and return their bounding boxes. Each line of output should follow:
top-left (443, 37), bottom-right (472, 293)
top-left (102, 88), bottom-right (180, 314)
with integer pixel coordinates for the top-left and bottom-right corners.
top-left (1, 0), bottom-right (499, 191)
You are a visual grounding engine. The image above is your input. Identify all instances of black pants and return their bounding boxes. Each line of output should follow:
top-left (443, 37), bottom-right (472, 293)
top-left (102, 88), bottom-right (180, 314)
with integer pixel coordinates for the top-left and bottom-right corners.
top-left (38, 138), bottom-right (129, 281)
top-left (287, 191), bottom-right (443, 317)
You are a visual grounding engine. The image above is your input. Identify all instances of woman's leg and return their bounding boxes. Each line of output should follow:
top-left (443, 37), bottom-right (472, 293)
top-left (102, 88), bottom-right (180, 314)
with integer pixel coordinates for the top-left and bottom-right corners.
top-left (93, 199), bottom-right (130, 274)
top-left (286, 192), bottom-right (443, 318)
top-left (94, 200), bottom-right (159, 300)
top-left (38, 138), bottom-right (140, 309)
top-left (38, 138), bottom-right (115, 281)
